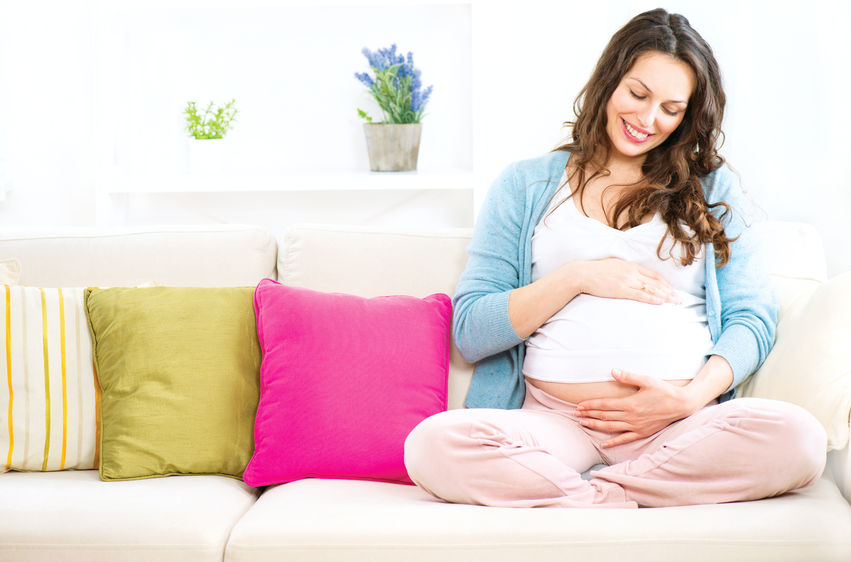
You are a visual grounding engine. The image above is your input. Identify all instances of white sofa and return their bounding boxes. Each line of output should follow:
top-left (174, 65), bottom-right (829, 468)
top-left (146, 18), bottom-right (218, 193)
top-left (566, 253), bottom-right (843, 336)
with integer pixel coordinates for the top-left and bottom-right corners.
top-left (1, 222), bottom-right (849, 562)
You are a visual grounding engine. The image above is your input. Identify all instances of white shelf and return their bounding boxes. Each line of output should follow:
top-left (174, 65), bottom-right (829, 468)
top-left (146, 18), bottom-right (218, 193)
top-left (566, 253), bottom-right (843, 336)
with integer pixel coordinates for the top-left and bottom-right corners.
top-left (98, 169), bottom-right (476, 194)
top-left (92, 1), bottom-right (475, 210)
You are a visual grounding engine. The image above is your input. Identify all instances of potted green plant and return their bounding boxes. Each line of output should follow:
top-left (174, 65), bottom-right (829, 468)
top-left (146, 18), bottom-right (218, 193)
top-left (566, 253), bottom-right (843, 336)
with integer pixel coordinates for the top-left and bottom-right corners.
top-left (184, 99), bottom-right (238, 172)
top-left (355, 44), bottom-right (433, 172)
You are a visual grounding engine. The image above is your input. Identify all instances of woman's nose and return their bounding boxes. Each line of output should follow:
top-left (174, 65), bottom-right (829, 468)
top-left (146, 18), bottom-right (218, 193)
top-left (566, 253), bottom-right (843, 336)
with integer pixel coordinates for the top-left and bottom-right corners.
top-left (637, 105), bottom-right (658, 128)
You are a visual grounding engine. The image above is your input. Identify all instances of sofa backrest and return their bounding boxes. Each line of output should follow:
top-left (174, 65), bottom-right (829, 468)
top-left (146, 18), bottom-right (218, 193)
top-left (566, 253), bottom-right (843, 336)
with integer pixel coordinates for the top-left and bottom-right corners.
top-left (752, 221), bottom-right (828, 322)
top-left (0, 220), bottom-right (828, 411)
top-left (0, 225), bottom-right (277, 287)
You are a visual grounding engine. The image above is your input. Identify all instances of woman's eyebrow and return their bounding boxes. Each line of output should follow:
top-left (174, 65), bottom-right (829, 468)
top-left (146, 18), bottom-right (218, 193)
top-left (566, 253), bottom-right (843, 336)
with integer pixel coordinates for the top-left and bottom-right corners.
top-left (628, 77), bottom-right (688, 105)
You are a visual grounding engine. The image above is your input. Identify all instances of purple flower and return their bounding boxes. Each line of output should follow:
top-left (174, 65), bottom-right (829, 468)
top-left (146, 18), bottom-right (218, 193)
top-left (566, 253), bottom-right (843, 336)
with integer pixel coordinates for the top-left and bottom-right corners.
top-left (411, 89), bottom-right (421, 113)
top-left (412, 84), bottom-right (433, 113)
top-left (356, 44), bottom-right (432, 123)
top-left (398, 52), bottom-right (413, 78)
top-left (411, 68), bottom-right (422, 93)
top-left (354, 72), bottom-right (374, 88)
top-left (362, 47), bottom-right (388, 71)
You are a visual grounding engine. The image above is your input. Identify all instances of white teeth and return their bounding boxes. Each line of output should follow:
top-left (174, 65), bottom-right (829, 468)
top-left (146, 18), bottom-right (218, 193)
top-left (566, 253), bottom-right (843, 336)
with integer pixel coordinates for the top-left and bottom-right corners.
top-left (624, 121), bottom-right (649, 140)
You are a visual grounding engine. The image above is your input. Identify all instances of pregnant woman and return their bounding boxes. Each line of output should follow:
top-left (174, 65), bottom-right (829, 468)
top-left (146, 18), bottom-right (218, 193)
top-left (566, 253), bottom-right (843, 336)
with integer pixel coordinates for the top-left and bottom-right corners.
top-left (403, 8), bottom-right (826, 508)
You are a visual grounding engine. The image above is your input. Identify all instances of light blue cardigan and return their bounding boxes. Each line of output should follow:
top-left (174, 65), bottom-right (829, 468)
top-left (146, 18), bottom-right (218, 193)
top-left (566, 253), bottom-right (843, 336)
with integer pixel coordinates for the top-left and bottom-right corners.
top-left (453, 151), bottom-right (778, 409)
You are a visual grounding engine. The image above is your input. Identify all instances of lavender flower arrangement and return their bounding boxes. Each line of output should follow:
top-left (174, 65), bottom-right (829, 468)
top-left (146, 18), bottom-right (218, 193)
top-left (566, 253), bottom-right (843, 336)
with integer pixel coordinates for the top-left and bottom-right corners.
top-left (354, 44), bottom-right (433, 124)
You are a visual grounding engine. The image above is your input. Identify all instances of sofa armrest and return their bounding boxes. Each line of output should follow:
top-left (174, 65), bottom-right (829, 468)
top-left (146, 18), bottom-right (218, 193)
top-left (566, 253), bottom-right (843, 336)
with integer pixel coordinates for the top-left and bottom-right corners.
top-left (828, 417), bottom-right (851, 504)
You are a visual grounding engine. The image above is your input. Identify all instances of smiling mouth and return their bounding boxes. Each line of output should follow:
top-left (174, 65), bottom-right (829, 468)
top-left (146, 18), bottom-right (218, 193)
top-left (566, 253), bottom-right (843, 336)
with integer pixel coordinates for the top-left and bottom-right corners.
top-left (622, 118), bottom-right (652, 142)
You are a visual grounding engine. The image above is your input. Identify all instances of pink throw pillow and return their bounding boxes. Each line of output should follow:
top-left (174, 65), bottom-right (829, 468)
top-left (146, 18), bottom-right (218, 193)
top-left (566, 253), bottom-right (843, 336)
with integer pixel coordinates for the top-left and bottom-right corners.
top-left (243, 278), bottom-right (451, 487)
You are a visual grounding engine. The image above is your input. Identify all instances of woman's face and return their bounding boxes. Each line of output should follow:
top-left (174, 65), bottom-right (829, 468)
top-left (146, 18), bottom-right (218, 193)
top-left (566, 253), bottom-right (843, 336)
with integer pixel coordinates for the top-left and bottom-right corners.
top-left (604, 51), bottom-right (696, 165)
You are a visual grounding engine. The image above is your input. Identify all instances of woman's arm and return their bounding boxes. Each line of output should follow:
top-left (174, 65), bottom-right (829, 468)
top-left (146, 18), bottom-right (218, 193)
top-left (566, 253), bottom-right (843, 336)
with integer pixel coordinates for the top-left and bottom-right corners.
top-left (451, 163), bottom-right (529, 363)
top-left (705, 167), bottom-right (779, 391)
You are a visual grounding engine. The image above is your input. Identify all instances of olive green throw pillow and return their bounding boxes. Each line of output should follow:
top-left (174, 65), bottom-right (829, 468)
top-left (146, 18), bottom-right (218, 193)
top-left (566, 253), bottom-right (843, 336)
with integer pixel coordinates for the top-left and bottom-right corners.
top-left (85, 287), bottom-right (260, 481)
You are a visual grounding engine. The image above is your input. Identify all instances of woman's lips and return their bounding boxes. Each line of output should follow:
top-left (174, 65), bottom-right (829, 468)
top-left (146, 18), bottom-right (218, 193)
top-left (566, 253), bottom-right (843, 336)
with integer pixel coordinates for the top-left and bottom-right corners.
top-left (621, 118), bottom-right (652, 143)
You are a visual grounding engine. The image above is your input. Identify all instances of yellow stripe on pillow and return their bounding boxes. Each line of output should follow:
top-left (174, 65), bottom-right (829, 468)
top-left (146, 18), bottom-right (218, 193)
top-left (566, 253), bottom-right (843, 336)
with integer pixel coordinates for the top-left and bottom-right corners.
top-left (5, 285), bottom-right (12, 470)
top-left (40, 288), bottom-right (51, 470)
top-left (1, 286), bottom-right (98, 472)
top-left (59, 287), bottom-right (68, 469)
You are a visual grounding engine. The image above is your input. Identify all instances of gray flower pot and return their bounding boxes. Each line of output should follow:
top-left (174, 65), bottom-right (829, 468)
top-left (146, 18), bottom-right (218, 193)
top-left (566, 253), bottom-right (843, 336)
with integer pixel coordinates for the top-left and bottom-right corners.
top-left (363, 123), bottom-right (422, 172)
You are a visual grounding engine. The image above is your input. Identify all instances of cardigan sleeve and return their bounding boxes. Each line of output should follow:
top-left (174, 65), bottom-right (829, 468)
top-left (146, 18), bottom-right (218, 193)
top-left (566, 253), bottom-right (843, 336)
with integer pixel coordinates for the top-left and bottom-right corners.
top-left (452, 163), bottom-right (528, 363)
top-left (706, 167), bottom-right (779, 390)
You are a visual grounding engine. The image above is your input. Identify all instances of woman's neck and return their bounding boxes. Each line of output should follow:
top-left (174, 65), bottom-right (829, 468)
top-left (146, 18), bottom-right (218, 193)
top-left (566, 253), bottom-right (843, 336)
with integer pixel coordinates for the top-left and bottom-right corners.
top-left (602, 152), bottom-right (646, 184)
top-left (567, 151), bottom-right (645, 186)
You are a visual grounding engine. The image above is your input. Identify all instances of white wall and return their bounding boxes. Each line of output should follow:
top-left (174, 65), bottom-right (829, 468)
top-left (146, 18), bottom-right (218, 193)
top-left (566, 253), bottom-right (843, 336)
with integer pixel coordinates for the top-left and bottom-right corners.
top-left (1, 0), bottom-right (849, 273)
top-left (0, 0), bottom-right (98, 225)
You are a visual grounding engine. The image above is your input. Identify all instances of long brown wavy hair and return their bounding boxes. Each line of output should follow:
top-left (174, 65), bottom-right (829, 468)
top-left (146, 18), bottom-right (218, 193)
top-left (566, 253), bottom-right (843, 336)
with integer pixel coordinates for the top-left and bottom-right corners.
top-left (554, 8), bottom-right (734, 267)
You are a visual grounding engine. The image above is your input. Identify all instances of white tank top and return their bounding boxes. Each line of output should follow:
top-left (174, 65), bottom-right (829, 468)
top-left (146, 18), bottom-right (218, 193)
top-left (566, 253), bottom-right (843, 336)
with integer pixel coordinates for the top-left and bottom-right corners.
top-left (523, 186), bottom-right (714, 384)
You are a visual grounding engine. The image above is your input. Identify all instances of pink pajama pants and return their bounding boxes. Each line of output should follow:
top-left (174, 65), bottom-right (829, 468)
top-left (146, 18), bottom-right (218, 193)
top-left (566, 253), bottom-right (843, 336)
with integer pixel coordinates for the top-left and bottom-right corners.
top-left (404, 382), bottom-right (827, 508)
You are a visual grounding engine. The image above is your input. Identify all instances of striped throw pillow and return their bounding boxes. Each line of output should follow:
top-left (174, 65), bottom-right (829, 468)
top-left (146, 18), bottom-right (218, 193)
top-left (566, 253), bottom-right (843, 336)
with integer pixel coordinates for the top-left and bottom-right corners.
top-left (1, 285), bottom-right (99, 472)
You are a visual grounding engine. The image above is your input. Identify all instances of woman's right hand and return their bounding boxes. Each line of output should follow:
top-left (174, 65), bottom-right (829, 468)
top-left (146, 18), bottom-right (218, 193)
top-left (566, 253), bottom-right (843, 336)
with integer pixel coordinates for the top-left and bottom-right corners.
top-left (509, 258), bottom-right (679, 338)
top-left (571, 258), bottom-right (681, 306)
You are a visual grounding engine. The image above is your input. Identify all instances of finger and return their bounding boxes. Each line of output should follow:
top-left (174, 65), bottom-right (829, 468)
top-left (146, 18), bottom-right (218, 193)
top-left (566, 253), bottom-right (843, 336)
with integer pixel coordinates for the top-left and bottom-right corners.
top-left (637, 275), bottom-right (681, 304)
top-left (576, 417), bottom-right (633, 433)
top-left (629, 286), bottom-right (666, 305)
top-left (600, 432), bottom-right (642, 448)
top-left (635, 266), bottom-right (679, 299)
top-left (575, 397), bottom-right (627, 413)
top-left (643, 283), bottom-right (680, 303)
top-left (574, 408), bottom-right (630, 422)
top-left (610, 368), bottom-right (654, 388)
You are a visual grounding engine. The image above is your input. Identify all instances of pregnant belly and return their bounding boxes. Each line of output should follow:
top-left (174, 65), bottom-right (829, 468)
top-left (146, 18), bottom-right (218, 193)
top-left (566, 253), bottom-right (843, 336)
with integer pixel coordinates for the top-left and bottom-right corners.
top-left (526, 377), bottom-right (692, 403)
top-left (524, 294), bottom-right (714, 387)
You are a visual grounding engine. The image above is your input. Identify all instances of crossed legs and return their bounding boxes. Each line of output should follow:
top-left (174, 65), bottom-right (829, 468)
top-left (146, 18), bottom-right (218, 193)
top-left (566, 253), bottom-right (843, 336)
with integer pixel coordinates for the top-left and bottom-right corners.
top-left (404, 384), bottom-right (826, 508)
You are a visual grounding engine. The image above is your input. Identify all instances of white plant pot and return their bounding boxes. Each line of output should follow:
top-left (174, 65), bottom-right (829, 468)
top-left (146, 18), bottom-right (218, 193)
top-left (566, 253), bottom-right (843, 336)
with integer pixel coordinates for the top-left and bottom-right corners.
top-left (186, 138), bottom-right (226, 173)
top-left (363, 123), bottom-right (422, 172)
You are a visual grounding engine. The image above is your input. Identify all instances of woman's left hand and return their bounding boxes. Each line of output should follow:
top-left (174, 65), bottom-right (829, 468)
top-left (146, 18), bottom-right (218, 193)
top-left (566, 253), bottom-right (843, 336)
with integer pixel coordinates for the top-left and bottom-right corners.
top-left (573, 369), bottom-right (702, 448)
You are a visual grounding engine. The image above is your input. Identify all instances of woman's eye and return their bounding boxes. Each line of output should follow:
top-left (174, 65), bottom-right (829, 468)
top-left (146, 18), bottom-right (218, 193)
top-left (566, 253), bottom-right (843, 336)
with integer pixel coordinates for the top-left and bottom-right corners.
top-left (628, 88), bottom-right (680, 116)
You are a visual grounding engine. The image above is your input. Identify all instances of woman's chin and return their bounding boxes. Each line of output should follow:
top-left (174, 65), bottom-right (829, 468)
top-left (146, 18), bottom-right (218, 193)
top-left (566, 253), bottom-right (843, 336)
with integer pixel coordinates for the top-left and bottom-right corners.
top-left (611, 144), bottom-right (653, 161)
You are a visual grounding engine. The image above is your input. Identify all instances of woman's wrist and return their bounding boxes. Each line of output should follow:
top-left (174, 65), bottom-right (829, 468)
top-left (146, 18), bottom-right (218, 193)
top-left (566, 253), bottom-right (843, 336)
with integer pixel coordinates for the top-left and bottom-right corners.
top-left (508, 262), bottom-right (585, 338)
top-left (557, 260), bottom-right (587, 296)
top-left (683, 355), bottom-right (735, 410)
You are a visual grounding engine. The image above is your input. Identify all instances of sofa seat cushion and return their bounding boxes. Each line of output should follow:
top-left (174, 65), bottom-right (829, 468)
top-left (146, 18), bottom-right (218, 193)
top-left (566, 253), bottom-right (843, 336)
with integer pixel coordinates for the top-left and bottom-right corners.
top-left (0, 470), bottom-right (259, 562)
top-left (225, 475), bottom-right (851, 562)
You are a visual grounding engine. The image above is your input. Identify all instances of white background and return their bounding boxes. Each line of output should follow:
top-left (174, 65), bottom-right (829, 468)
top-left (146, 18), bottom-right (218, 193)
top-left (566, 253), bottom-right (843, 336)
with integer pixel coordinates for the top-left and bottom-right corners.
top-left (0, 0), bottom-right (849, 274)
